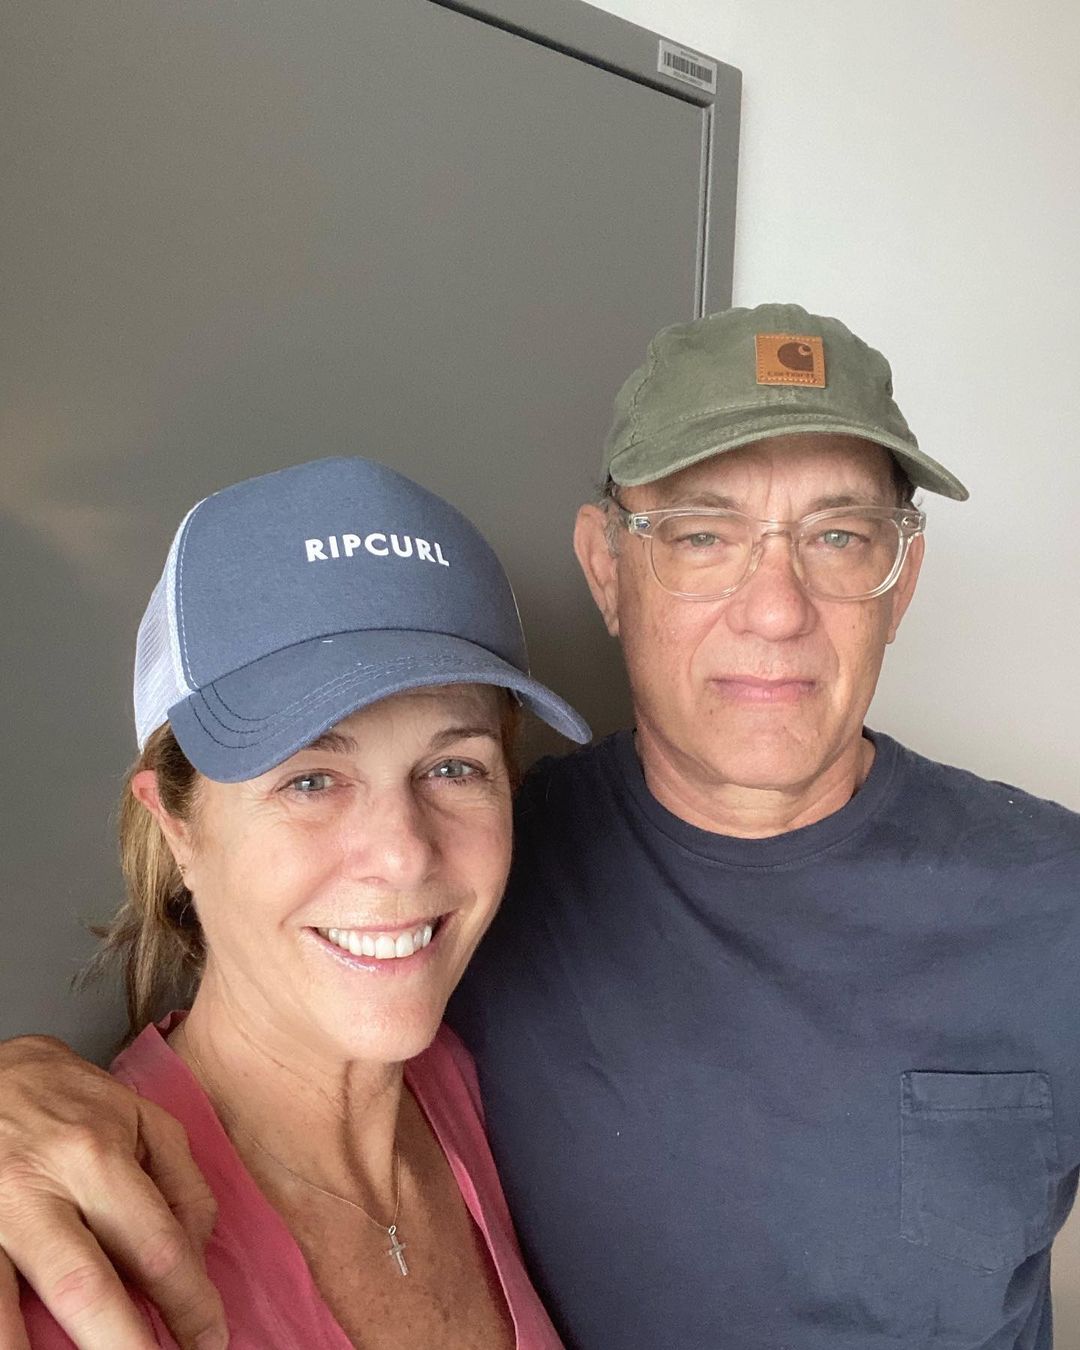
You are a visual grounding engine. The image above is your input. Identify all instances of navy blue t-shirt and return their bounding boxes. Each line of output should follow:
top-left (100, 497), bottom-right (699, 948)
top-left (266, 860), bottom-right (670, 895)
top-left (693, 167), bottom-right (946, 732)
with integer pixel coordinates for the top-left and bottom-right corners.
top-left (448, 730), bottom-right (1080, 1350)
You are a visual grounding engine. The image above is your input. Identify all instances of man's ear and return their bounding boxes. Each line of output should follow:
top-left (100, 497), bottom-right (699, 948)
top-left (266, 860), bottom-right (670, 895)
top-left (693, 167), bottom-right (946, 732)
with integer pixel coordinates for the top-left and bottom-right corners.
top-left (885, 532), bottom-right (924, 643)
top-left (573, 504), bottom-right (621, 637)
top-left (131, 769), bottom-right (193, 869)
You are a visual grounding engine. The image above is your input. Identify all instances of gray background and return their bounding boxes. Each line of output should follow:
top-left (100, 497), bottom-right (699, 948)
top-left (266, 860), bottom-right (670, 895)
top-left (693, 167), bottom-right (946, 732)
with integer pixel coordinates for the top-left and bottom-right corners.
top-left (0, 0), bottom-right (739, 1056)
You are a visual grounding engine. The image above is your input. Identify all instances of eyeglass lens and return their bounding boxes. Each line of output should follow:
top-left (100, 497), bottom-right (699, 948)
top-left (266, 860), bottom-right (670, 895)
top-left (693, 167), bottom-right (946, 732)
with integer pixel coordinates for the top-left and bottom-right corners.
top-left (649, 510), bottom-right (906, 600)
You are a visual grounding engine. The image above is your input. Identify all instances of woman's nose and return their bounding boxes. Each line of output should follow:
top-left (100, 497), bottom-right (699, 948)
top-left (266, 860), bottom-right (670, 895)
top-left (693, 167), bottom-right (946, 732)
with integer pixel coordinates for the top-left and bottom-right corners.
top-left (342, 788), bottom-right (437, 888)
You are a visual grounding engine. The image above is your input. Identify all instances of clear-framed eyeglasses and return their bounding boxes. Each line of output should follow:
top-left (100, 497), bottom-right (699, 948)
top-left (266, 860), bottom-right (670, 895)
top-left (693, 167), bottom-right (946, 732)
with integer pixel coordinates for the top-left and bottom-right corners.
top-left (612, 498), bottom-right (926, 603)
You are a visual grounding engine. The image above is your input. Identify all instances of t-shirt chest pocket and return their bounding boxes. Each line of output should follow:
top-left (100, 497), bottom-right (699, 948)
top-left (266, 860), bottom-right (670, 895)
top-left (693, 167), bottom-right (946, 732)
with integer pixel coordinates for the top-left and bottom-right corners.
top-left (900, 1070), bottom-right (1057, 1273)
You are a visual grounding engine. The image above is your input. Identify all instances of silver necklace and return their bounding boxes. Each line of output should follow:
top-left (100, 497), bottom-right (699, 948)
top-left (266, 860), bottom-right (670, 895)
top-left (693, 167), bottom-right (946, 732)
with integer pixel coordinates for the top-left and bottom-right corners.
top-left (185, 1042), bottom-right (410, 1276)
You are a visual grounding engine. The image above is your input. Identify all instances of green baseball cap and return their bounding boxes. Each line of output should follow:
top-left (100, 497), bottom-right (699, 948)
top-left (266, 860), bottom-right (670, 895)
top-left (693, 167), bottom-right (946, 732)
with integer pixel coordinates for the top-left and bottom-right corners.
top-left (603, 303), bottom-right (969, 500)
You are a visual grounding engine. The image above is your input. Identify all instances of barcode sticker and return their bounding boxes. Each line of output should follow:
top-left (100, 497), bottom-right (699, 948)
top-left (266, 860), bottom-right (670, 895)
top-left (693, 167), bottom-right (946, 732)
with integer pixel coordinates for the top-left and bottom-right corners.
top-left (657, 40), bottom-right (717, 94)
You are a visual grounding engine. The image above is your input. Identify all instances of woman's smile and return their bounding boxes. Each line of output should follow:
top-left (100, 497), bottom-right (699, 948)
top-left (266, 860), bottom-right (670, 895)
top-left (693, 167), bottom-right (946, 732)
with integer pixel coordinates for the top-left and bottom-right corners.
top-left (316, 920), bottom-right (438, 961)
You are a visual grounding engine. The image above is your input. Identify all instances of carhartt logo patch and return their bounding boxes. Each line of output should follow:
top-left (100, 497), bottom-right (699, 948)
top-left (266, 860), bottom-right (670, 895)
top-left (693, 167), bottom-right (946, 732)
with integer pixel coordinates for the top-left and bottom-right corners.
top-left (755, 333), bottom-right (826, 388)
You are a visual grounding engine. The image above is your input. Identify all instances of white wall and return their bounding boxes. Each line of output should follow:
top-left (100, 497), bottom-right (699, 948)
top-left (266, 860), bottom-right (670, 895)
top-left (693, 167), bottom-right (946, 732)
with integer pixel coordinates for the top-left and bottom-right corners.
top-left (586, 0), bottom-right (1080, 1337)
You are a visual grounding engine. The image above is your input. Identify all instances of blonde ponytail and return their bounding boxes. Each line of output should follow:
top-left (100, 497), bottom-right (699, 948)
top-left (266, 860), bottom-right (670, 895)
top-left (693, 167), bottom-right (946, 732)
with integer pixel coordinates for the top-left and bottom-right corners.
top-left (93, 724), bottom-right (204, 1039)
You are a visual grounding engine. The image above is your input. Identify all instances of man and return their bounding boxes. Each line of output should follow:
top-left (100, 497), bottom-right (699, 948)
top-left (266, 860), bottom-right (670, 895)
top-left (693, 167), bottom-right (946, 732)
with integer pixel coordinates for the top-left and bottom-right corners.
top-left (3, 303), bottom-right (1079, 1349)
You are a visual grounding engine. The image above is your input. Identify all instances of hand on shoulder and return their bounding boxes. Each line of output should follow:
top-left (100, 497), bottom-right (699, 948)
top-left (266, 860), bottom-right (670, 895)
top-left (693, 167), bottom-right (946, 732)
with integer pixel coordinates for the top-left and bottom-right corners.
top-left (0, 1035), bottom-right (227, 1349)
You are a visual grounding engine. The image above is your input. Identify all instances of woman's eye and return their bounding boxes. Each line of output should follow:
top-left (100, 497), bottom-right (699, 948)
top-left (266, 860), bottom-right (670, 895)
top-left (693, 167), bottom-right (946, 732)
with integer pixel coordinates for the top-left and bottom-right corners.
top-left (287, 772), bottom-right (335, 795)
top-left (427, 758), bottom-right (481, 784)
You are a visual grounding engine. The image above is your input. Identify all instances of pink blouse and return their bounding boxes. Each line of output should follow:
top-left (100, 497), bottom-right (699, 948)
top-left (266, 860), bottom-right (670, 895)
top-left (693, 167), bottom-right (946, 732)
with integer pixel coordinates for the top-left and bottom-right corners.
top-left (22, 1016), bottom-right (563, 1349)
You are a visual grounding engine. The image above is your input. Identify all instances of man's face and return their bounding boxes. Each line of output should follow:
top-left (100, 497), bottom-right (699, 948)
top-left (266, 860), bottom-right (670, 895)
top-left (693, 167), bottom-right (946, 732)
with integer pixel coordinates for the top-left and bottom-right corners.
top-left (575, 434), bottom-right (923, 801)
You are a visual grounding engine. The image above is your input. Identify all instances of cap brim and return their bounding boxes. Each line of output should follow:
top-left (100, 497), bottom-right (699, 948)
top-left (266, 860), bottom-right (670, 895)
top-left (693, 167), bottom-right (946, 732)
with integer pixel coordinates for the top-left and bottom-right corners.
top-left (168, 629), bottom-right (591, 782)
top-left (609, 409), bottom-right (969, 501)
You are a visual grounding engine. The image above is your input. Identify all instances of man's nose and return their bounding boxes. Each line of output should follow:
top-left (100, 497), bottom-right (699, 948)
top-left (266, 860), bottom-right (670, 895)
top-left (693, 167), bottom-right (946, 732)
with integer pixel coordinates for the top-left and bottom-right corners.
top-left (342, 787), bottom-right (436, 888)
top-left (723, 533), bottom-right (816, 641)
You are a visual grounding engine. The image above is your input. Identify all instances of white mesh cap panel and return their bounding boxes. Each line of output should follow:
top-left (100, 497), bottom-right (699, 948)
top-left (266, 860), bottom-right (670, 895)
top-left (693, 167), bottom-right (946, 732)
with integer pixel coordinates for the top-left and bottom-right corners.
top-left (133, 504), bottom-right (200, 748)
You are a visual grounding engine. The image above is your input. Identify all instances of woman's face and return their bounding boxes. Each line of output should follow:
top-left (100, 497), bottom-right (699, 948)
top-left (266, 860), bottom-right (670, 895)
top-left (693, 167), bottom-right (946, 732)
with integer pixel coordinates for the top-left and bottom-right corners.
top-left (170, 684), bottom-right (513, 1066)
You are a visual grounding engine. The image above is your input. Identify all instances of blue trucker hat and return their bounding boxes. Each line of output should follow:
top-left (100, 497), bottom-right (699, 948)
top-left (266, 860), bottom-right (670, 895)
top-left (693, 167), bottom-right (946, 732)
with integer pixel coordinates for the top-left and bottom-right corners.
top-left (134, 456), bottom-right (590, 781)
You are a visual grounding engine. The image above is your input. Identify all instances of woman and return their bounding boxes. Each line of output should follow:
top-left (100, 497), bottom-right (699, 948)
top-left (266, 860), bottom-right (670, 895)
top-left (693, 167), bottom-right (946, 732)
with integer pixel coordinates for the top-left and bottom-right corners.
top-left (21, 455), bottom-right (590, 1348)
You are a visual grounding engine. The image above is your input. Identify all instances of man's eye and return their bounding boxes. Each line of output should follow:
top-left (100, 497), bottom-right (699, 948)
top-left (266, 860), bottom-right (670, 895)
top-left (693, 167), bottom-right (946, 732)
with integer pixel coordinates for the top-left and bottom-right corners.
top-left (673, 531), bottom-right (722, 549)
top-left (819, 529), bottom-right (856, 549)
top-left (288, 772), bottom-right (334, 794)
top-left (427, 759), bottom-right (481, 784)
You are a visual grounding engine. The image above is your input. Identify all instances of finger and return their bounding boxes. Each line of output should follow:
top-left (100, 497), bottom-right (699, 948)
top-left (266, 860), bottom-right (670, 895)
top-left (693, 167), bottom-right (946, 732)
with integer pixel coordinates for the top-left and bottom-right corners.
top-left (77, 1158), bottom-right (226, 1350)
top-left (0, 1249), bottom-right (32, 1350)
top-left (136, 1102), bottom-right (218, 1253)
top-left (4, 1203), bottom-right (157, 1350)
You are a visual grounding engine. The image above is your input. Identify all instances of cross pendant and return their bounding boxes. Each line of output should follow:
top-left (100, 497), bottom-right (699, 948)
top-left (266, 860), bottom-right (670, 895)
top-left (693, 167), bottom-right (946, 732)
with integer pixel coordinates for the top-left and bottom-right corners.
top-left (386, 1225), bottom-right (409, 1277)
